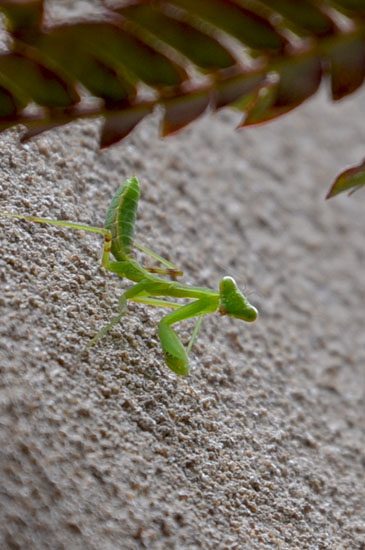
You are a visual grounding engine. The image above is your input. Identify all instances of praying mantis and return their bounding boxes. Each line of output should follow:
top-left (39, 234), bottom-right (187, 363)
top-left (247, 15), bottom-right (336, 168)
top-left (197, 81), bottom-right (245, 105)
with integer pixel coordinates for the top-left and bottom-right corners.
top-left (0, 176), bottom-right (258, 375)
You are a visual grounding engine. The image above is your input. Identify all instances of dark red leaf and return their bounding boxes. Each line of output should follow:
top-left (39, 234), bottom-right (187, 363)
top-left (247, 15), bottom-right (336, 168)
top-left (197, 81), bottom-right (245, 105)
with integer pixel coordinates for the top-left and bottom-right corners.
top-left (242, 53), bottom-right (322, 125)
top-left (327, 32), bottom-right (365, 100)
top-left (100, 101), bottom-right (154, 148)
top-left (214, 71), bottom-right (266, 109)
top-left (162, 89), bottom-right (211, 136)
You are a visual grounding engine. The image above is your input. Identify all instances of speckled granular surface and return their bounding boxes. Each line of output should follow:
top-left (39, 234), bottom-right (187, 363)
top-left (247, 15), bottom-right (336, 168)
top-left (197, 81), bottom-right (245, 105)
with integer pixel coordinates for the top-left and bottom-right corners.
top-left (0, 9), bottom-right (364, 550)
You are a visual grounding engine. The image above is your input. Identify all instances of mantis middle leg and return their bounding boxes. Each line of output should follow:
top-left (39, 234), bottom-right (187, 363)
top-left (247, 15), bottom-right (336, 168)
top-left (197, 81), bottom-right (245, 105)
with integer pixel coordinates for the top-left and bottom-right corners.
top-left (87, 278), bottom-right (151, 348)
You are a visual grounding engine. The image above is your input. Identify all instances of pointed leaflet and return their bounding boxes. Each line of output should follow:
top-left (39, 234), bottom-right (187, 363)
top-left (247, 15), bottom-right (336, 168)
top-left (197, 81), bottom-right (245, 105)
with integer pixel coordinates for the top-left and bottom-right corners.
top-left (0, 86), bottom-right (25, 117)
top-left (69, 22), bottom-right (187, 88)
top-left (259, 0), bottom-right (335, 36)
top-left (100, 101), bottom-right (154, 148)
top-left (161, 89), bottom-right (211, 136)
top-left (326, 158), bottom-right (365, 198)
top-left (117, 3), bottom-right (236, 71)
top-left (326, 32), bottom-right (365, 100)
top-left (36, 26), bottom-right (135, 104)
top-left (0, 52), bottom-right (79, 108)
top-left (168, 0), bottom-right (286, 51)
top-left (331, 0), bottom-right (365, 16)
top-left (21, 104), bottom-right (101, 142)
top-left (35, 22), bottom-right (186, 94)
top-left (0, 0), bottom-right (44, 41)
top-left (214, 71), bottom-right (266, 109)
top-left (242, 53), bottom-right (322, 125)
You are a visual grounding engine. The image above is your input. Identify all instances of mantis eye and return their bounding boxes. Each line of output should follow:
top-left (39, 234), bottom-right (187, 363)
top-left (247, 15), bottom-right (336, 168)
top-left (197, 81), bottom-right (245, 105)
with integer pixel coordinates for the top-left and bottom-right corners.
top-left (219, 276), bottom-right (258, 322)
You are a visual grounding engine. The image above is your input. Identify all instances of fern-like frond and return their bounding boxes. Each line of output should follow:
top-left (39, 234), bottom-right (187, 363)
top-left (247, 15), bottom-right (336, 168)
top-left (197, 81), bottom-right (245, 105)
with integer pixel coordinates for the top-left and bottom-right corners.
top-left (0, 0), bottom-right (364, 196)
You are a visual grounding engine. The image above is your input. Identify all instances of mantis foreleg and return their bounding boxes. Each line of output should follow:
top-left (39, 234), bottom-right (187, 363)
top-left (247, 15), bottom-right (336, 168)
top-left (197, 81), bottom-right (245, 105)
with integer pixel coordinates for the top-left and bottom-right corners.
top-left (89, 278), bottom-right (210, 375)
top-left (158, 298), bottom-right (212, 375)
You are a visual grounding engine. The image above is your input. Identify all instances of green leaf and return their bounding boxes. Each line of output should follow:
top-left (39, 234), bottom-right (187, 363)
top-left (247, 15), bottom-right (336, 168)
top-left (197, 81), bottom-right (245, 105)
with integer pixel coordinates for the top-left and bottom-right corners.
top-left (325, 33), bottom-right (365, 100)
top-left (259, 0), bottom-right (335, 36)
top-left (326, 159), bottom-right (365, 198)
top-left (0, 52), bottom-right (79, 108)
top-left (215, 71), bottom-right (265, 109)
top-left (242, 53), bottom-right (322, 125)
top-left (331, 0), bottom-right (365, 16)
top-left (74, 22), bottom-right (187, 88)
top-left (161, 89), bottom-right (210, 136)
top-left (0, 85), bottom-right (25, 116)
top-left (119, 3), bottom-right (236, 70)
top-left (37, 26), bottom-right (136, 104)
top-left (38, 22), bottom-right (187, 90)
top-left (168, 0), bottom-right (286, 51)
top-left (0, 0), bottom-right (43, 40)
top-left (100, 102), bottom-right (154, 148)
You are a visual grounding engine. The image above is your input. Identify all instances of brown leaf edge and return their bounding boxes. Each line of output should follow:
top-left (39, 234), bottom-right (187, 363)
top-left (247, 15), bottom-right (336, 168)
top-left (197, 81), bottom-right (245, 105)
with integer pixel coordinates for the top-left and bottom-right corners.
top-left (0, 0), bottom-right (364, 200)
top-left (326, 158), bottom-right (365, 198)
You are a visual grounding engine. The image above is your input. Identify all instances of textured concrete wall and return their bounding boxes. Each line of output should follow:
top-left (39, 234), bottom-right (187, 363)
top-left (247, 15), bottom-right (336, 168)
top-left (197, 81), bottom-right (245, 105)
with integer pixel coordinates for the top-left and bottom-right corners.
top-left (0, 5), bottom-right (364, 549)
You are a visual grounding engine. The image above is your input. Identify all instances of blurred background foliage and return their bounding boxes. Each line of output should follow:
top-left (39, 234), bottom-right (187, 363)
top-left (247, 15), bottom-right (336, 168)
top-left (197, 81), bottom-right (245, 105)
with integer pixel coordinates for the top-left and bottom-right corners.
top-left (0, 0), bottom-right (364, 197)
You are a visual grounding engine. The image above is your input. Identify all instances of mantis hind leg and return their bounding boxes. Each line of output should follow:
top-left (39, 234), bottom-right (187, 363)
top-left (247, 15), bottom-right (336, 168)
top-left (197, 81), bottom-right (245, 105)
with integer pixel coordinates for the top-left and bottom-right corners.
top-left (86, 294), bottom-right (127, 348)
top-left (0, 212), bottom-right (114, 271)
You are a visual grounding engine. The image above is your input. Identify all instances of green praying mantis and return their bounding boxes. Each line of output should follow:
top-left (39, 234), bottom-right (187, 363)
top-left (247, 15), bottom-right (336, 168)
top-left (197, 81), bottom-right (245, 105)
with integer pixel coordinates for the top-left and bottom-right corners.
top-left (0, 176), bottom-right (258, 375)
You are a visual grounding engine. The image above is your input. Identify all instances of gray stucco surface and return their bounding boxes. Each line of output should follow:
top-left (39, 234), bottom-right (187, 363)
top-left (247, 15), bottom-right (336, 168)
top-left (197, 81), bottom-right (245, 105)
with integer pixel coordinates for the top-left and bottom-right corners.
top-left (0, 9), bottom-right (364, 550)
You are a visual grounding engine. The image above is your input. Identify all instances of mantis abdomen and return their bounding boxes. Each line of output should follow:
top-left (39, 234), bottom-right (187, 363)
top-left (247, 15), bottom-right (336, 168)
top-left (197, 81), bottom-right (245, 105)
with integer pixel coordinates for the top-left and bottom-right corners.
top-left (104, 176), bottom-right (140, 260)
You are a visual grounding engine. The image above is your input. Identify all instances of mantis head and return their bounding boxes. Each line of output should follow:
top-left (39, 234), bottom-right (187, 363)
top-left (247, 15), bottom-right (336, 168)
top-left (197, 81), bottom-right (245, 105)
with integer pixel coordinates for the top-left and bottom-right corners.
top-left (219, 276), bottom-right (258, 322)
